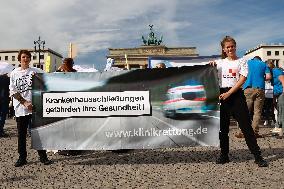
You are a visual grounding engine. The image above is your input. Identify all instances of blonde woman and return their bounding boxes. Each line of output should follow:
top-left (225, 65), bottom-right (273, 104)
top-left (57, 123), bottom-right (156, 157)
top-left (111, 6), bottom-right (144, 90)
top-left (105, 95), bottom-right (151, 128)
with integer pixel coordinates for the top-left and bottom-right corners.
top-left (210, 36), bottom-right (268, 167)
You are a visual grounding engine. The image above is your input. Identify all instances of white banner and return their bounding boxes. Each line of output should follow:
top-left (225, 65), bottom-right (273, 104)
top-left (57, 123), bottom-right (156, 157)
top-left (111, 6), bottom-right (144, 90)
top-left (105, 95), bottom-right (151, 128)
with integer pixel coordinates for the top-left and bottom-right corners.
top-left (42, 91), bottom-right (151, 117)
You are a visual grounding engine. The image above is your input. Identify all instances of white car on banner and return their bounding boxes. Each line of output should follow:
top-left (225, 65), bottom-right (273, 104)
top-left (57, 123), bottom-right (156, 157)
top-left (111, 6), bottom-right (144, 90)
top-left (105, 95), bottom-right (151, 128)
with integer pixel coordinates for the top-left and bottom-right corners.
top-left (162, 84), bottom-right (207, 118)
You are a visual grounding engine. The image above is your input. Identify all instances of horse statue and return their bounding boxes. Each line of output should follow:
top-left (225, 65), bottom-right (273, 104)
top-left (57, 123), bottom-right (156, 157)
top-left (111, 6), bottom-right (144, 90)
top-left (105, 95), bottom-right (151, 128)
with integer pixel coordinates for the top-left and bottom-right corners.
top-left (141, 25), bottom-right (163, 46)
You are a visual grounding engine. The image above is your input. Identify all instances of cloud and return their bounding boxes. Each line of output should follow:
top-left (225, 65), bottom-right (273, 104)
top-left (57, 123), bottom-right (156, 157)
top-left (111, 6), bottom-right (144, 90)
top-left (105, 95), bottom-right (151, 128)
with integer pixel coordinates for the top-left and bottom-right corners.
top-left (1, 1), bottom-right (177, 51)
top-left (1, 0), bottom-right (284, 70)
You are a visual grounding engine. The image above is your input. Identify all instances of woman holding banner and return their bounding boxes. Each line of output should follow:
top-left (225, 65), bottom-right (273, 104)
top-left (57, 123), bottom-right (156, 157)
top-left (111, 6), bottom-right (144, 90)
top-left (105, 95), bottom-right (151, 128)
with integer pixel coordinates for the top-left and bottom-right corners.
top-left (210, 36), bottom-right (268, 167)
top-left (9, 50), bottom-right (52, 167)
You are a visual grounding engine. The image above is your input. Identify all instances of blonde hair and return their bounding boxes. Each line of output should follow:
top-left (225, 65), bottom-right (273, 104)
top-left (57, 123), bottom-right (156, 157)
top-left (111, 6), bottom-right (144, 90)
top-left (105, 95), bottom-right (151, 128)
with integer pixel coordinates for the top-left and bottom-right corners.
top-left (220, 36), bottom-right (236, 59)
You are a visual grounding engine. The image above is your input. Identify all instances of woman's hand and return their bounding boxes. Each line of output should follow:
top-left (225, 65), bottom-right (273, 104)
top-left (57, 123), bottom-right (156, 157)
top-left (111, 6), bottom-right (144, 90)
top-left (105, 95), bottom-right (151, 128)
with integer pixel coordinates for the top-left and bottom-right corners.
top-left (219, 91), bottom-right (232, 100)
top-left (220, 75), bottom-right (247, 101)
top-left (209, 61), bottom-right (217, 66)
top-left (23, 101), bottom-right (33, 111)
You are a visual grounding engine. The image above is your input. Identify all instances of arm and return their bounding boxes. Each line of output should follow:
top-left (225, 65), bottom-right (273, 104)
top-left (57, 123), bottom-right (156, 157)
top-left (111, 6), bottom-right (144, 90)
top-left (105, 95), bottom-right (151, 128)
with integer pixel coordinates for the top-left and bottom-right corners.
top-left (265, 73), bottom-right (272, 81)
top-left (9, 73), bottom-right (33, 111)
top-left (12, 92), bottom-right (26, 104)
top-left (12, 92), bottom-right (33, 111)
top-left (219, 75), bottom-right (247, 100)
top-left (279, 75), bottom-right (284, 92)
top-left (209, 61), bottom-right (217, 66)
top-left (264, 65), bottom-right (272, 81)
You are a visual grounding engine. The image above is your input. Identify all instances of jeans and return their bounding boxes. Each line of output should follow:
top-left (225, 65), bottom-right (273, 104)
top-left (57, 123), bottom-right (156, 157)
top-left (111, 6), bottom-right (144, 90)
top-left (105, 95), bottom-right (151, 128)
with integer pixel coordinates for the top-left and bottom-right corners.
top-left (263, 98), bottom-right (275, 122)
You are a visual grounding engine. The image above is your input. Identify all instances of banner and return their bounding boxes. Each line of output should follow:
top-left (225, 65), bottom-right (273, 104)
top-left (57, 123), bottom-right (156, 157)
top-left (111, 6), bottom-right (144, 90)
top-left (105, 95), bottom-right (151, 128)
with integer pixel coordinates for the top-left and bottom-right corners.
top-left (148, 56), bottom-right (220, 68)
top-left (32, 65), bottom-right (220, 150)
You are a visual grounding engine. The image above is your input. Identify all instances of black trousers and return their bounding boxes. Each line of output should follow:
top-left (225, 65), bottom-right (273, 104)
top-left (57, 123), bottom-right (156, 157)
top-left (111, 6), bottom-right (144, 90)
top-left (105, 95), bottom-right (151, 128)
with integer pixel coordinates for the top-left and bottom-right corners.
top-left (16, 114), bottom-right (47, 160)
top-left (263, 98), bottom-right (275, 121)
top-left (219, 88), bottom-right (261, 157)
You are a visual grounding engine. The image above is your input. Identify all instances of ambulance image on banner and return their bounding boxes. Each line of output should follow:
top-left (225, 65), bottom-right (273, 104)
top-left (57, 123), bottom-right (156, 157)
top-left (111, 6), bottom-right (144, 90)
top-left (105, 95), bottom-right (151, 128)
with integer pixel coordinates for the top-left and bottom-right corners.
top-left (162, 84), bottom-right (207, 118)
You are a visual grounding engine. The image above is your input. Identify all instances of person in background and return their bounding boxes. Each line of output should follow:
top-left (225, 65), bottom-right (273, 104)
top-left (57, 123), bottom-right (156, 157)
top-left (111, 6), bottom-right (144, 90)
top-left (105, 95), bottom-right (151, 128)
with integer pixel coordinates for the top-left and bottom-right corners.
top-left (9, 50), bottom-right (52, 167)
top-left (57, 58), bottom-right (77, 72)
top-left (57, 57), bottom-right (80, 156)
top-left (210, 36), bottom-right (268, 167)
top-left (235, 56), bottom-right (271, 138)
top-left (0, 73), bottom-right (10, 137)
top-left (155, 62), bottom-right (166, 69)
top-left (263, 79), bottom-right (275, 126)
top-left (276, 88), bottom-right (284, 138)
top-left (269, 62), bottom-right (284, 137)
top-left (8, 97), bottom-right (15, 118)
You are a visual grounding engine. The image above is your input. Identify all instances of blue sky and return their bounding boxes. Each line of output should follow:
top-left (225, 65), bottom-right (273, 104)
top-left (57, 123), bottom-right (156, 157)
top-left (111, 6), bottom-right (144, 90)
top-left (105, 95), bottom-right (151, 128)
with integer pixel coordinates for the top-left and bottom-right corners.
top-left (1, 0), bottom-right (284, 70)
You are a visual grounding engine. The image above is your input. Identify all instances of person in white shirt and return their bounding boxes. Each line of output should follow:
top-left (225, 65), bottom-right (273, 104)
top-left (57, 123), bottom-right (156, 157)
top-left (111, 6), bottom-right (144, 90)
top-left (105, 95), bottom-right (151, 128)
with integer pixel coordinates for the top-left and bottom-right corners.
top-left (263, 80), bottom-right (275, 126)
top-left (210, 36), bottom-right (268, 167)
top-left (9, 50), bottom-right (52, 167)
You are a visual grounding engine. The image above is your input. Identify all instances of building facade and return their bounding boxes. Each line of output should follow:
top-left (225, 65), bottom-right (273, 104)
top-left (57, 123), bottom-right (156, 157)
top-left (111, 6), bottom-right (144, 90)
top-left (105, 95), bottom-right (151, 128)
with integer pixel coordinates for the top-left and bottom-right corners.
top-left (107, 45), bottom-right (199, 69)
top-left (0, 48), bottom-right (63, 72)
top-left (245, 43), bottom-right (284, 68)
top-left (107, 25), bottom-right (201, 69)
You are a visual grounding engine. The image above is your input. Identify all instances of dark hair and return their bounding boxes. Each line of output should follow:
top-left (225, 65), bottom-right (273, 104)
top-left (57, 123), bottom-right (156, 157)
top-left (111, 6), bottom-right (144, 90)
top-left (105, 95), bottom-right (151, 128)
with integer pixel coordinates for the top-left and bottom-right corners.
top-left (17, 50), bottom-right (31, 61)
top-left (57, 58), bottom-right (76, 72)
top-left (63, 58), bottom-right (74, 66)
top-left (220, 36), bottom-right (236, 59)
top-left (253, 56), bottom-right (262, 61)
top-left (155, 62), bottom-right (166, 68)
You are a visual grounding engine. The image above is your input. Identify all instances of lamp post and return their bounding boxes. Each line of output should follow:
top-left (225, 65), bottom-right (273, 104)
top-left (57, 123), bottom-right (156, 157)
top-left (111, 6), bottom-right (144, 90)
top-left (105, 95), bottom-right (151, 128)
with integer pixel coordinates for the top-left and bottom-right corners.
top-left (34, 36), bottom-right (45, 68)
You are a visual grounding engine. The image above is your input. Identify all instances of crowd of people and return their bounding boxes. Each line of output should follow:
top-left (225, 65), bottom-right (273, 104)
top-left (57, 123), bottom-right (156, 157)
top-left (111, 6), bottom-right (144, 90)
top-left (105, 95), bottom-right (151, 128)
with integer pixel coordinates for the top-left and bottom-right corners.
top-left (0, 36), bottom-right (283, 168)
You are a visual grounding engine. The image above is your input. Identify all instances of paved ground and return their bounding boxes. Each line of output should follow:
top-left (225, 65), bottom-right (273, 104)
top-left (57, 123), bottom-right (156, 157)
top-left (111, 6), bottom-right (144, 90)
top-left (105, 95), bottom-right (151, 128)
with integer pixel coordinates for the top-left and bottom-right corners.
top-left (0, 118), bottom-right (283, 189)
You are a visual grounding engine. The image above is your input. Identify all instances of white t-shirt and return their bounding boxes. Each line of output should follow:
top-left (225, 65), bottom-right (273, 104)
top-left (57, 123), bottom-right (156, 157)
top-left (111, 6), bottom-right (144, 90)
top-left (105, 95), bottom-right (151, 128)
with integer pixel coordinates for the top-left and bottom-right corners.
top-left (265, 81), bottom-right (274, 98)
top-left (9, 67), bottom-right (44, 117)
top-left (216, 57), bottom-right (248, 88)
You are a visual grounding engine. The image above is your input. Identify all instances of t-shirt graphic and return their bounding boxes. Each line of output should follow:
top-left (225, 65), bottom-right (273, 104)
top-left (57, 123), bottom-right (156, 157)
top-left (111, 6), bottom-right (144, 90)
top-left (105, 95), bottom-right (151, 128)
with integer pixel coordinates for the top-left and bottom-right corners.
top-left (9, 67), bottom-right (43, 117)
top-left (216, 58), bottom-right (248, 88)
top-left (223, 68), bottom-right (238, 79)
top-left (15, 74), bottom-right (33, 93)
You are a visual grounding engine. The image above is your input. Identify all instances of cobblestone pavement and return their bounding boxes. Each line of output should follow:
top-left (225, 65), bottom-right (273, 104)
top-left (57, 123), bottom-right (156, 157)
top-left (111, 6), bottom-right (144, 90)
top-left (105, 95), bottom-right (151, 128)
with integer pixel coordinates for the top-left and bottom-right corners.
top-left (0, 118), bottom-right (283, 189)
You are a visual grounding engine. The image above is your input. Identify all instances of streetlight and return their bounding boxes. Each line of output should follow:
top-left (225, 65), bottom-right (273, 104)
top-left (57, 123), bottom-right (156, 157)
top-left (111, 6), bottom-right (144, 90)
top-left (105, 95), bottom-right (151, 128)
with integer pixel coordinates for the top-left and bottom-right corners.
top-left (34, 36), bottom-right (45, 68)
